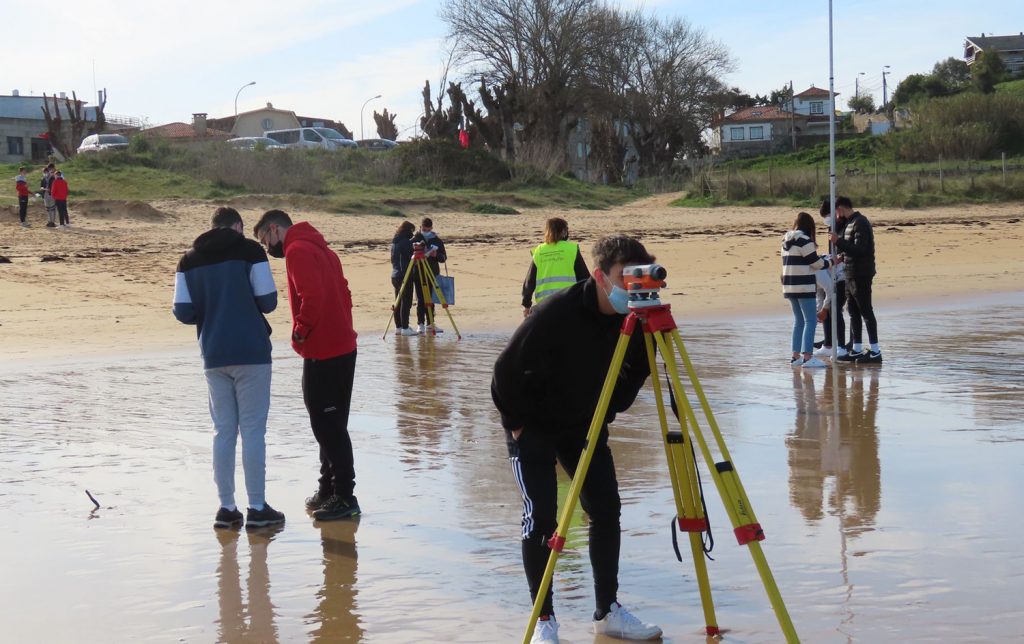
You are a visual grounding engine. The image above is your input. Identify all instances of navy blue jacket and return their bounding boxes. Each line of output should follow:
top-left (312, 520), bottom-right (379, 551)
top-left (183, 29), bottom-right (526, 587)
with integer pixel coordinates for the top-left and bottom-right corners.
top-left (173, 228), bottom-right (277, 368)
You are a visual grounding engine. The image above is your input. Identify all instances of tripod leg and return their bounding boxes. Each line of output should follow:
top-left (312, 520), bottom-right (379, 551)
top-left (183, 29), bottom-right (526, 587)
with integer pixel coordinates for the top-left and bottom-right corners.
top-left (383, 259), bottom-right (417, 339)
top-left (416, 261), bottom-right (435, 333)
top-left (521, 328), bottom-right (634, 644)
top-left (644, 330), bottom-right (719, 636)
top-left (663, 329), bottom-right (799, 643)
top-left (424, 266), bottom-right (462, 340)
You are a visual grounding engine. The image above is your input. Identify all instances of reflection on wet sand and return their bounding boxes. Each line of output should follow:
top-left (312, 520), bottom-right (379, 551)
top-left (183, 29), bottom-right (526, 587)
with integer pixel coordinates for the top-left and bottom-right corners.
top-left (309, 520), bottom-right (362, 642)
top-left (216, 526), bottom-right (283, 643)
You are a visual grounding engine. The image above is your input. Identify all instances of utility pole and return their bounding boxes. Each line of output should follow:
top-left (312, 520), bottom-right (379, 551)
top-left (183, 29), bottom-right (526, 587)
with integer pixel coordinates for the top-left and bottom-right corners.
top-left (882, 65), bottom-right (892, 126)
top-left (856, 71), bottom-right (865, 99)
top-left (789, 80), bottom-right (796, 150)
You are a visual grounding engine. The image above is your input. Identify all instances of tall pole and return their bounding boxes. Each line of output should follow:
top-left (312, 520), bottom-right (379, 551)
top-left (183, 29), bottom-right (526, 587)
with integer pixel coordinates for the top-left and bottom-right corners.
top-left (790, 80), bottom-right (796, 150)
top-left (827, 0), bottom-right (838, 363)
top-left (882, 65), bottom-right (891, 124)
top-left (360, 94), bottom-right (382, 140)
top-left (234, 81), bottom-right (256, 117)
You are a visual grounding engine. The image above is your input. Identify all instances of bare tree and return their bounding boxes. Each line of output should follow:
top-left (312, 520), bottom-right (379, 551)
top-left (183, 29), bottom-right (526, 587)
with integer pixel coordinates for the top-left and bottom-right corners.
top-left (374, 109), bottom-right (399, 140)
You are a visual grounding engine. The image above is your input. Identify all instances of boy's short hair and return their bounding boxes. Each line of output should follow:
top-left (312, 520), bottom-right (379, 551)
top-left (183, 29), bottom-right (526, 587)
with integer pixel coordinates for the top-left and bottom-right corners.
top-left (18, 166), bottom-right (26, 173)
top-left (253, 209), bottom-right (293, 237)
top-left (591, 235), bottom-right (655, 274)
top-left (211, 206), bottom-right (243, 229)
top-left (421, 217), bottom-right (433, 228)
top-left (835, 195), bottom-right (853, 209)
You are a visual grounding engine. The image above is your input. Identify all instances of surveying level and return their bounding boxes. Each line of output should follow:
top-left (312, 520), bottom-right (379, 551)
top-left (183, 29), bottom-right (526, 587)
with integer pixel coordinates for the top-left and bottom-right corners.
top-left (522, 264), bottom-right (798, 643)
top-left (382, 245), bottom-right (462, 340)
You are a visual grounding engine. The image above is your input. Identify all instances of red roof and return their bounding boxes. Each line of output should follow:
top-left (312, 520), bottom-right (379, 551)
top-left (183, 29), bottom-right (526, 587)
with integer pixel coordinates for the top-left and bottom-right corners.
top-left (794, 86), bottom-right (837, 98)
top-left (142, 122), bottom-right (232, 139)
top-left (718, 106), bottom-right (809, 124)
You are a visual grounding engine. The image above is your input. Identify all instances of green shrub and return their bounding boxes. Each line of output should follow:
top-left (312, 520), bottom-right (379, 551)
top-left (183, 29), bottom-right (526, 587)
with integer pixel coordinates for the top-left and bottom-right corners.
top-left (470, 203), bottom-right (520, 214)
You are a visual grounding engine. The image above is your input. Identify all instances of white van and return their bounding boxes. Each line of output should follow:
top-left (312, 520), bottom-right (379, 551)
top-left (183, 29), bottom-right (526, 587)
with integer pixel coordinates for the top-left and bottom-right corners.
top-left (263, 127), bottom-right (358, 150)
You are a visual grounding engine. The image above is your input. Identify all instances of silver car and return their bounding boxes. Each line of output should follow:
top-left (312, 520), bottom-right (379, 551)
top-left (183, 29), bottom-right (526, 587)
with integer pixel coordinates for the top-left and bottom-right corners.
top-left (77, 133), bottom-right (130, 154)
top-left (225, 136), bottom-right (286, 151)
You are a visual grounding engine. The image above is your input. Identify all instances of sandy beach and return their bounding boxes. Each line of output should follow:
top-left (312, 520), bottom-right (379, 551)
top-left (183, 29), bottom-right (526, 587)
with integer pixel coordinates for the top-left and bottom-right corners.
top-left (2, 195), bottom-right (1023, 361)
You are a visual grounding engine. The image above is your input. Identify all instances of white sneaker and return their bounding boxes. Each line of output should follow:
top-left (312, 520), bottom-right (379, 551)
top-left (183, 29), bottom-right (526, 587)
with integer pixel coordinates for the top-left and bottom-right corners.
top-left (836, 346), bottom-right (849, 358)
top-left (531, 617), bottom-right (559, 643)
top-left (20, 221), bottom-right (30, 228)
top-left (427, 324), bottom-right (444, 334)
top-left (417, 323), bottom-right (426, 335)
top-left (593, 603), bottom-right (662, 640)
top-left (397, 327), bottom-right (417, 336)
top-left (813, 345), bottom-right (832, 357)
top-left (791, 357), bottom-right (804, 366)
top-left (802, 357), bottom-right (828, 369)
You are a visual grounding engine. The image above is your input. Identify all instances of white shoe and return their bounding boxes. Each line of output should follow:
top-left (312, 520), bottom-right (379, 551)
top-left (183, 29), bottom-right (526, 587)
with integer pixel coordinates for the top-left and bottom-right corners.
top-left (531, 617), bottom-right (559, 643)
top-left (791, 357), bottom-right (804, 366)
top-left (397, 327), bottom-right (417, 336)
top-left (593, 603), bottom-right (662, 640)
top-left (802, 357), bottom-right (828, 369)
top-left (836, 346), bottom-right (849, 358)
top-left (417, 323), bottom-right (426, 335)
top-left (427, 324), bottom-right (444, 334)
top-left (20, 221), bottom-right (30, 228)
top-left (813, 345), bottom-right (832, 357)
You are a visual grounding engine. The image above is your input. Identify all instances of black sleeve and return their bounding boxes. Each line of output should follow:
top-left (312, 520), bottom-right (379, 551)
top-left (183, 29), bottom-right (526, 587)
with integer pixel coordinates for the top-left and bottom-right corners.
top-left (573, 247), bottom-right (590, 281)
top-left (522, 259), bottom-right (537, 308)
top-left (434, 237), bottom-right (447, 264)
top-left (609, 330), bottom-right (652, 414)
top-left (491, 313), bottom-right (551, 431)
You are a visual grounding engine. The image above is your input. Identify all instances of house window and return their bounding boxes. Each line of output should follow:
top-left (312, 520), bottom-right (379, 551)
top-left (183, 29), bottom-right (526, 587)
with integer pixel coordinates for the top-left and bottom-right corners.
top-left (810, 101), bottom-right (824, 115)
top-left (261, 118), bottom-right (274, 130)
top-left (7, 136), bottom-right (24, 155)
top-left (577, 142), bottom-right (584, 159)
top-left (749, 126), bottom-right (764, 140)
top-left (729, 127), bottom-right (745, 141)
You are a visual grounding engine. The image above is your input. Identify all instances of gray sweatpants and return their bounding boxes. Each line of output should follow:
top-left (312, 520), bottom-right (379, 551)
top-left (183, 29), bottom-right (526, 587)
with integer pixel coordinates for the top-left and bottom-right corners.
top-left (204, 363), bottom-right (272, 509)
top-left (43, 194), bottom-right (57, 224)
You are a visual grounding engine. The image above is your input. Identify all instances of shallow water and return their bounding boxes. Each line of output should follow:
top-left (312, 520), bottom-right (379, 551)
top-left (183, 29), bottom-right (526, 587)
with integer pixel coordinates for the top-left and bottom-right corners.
top-left (1, 296), bottom-right (1023, 643)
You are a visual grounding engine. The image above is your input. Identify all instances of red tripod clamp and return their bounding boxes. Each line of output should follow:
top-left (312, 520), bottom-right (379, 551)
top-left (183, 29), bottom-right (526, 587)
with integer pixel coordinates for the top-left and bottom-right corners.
top-left (547, 533), bottom-right (566, 552)
top-left (621, 304), bottom-right (678, 334)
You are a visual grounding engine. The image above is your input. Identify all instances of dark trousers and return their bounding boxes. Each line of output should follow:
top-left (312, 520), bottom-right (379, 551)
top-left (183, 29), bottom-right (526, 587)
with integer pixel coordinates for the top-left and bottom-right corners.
top-left (507, 425), bottom-right (621, 616)
top-left (823, 280), bottom-right (846, 348)
top-left (56, 200), bottom-right (69, 225)
top-left (414, 266), bottom-right (439, 325)
top-left (846, 275), bottom-right (878, 346)
top-left (302, 350), bottom-right (357, 500)
top-left (18, 196), bottom-right (28, 222)
top-left (392, 275), bottom-right (413, 329)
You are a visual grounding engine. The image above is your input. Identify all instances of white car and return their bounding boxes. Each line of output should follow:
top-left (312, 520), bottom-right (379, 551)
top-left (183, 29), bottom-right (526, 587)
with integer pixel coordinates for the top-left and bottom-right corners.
top-left (225, 136), bottom-right (286, 151)
top-left (264, 127), bottom-right (358, 150)
top-left (77, 133), bottom-right (130, 154)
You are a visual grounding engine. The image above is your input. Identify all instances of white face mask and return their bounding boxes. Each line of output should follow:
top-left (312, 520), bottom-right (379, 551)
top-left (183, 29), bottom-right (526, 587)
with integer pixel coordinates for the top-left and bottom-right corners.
top-left (823, 216), bottom-right (834, 228)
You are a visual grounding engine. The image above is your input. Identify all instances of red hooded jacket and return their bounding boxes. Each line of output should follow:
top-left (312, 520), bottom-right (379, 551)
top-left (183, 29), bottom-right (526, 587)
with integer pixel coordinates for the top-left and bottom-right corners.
top-left (282, 222), bottom-right (357, 359)
top-left (51, 177), bottom-right (69, 200)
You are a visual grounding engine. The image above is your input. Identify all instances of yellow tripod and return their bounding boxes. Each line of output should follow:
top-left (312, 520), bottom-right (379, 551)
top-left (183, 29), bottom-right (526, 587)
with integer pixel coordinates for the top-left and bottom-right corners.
top-left (383, 245), bottom-right (461, 340)
top-left (522, 265), bottom-right (798, 643)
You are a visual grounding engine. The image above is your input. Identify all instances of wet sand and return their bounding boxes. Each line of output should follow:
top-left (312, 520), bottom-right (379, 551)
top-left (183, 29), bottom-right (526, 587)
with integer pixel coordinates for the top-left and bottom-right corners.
top-left (1, 295), bottom-right (1022, 642)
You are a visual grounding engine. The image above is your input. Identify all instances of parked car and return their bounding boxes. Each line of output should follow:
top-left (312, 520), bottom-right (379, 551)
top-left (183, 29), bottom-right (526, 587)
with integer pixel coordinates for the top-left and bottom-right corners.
top-left (225, 136), bottom-right (285, 151)
top-left (77, 133), bottom-right (130, 154)
top-left (356, 138), bottom-right (398, 151)
top-left (264, 127), bottom-right (358, 150)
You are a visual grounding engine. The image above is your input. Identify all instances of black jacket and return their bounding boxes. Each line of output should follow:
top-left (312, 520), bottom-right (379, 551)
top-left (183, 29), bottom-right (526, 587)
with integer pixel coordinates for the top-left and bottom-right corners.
top-left (411, 231), bottom-right (447, 275)
top-left (835, 211), bottom-right (876, 278)
top-left (390, 233), bottom-right (413, 280)
top-left (492, 278), bottom-right (650, 435)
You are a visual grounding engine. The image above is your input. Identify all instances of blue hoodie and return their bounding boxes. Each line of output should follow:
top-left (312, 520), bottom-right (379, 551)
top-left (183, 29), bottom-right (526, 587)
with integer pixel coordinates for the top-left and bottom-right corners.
top-left (173, 227), bottom-right (277, 368)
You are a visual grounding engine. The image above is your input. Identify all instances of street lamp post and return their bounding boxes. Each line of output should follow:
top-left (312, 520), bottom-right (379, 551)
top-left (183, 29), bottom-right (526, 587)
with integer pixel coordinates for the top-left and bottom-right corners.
top-left (234, 81), bottom-right (256, 117)
top-left (855, 72), bottom-right (865, 99)
top-left (881, 65), bottom-right (891, 109)
top-left (360, 94), bottom-right (382, 140)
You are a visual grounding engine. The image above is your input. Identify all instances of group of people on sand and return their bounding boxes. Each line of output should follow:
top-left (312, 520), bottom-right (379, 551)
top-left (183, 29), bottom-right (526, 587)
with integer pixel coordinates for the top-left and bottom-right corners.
top-left (14, 164), bottom-right (72, 229)
top-left (169, 199), bottom-right (883, 644)
top-left (783, 195), bottom-right (882, 368)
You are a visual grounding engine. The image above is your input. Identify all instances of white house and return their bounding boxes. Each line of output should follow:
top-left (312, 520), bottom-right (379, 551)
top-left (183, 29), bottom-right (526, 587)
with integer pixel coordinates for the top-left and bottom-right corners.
top-left (712, 106), bottom-right (810, 155)
top-left (783, 86), bottom-right (839, 135)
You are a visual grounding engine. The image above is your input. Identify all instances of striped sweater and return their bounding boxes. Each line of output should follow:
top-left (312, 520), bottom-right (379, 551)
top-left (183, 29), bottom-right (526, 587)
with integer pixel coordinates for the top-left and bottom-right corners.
top-left (173, 227), bottom-right (277, 368)
top-left (781, 230), bottom-right (830, 299)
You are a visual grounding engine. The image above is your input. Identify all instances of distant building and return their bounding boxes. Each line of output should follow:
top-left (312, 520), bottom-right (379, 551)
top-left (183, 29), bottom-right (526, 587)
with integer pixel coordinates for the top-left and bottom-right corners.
top-left (0, 91), bottom-right (100, 162)
top-left (141, 113), bottom-right (232, 146)
top-left (964, 33), bottom-right (1024, 74)
top-left (206, 103), bottom-right (353, 139)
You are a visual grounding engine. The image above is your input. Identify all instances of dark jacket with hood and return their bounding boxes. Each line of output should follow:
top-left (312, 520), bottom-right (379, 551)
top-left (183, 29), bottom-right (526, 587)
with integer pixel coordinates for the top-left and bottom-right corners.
top-left (173, 228), bottom-right (277, 368)
top-left (282, 222), bottom-right (357, 359)
top-left (411, 230), bottom-right (447, 275)
top-left (835, 211), bottom-right (876, 278)
top-left (391, 233), bottom-right (414, 280)
top-left (491, 278), bottom-right (650, 435)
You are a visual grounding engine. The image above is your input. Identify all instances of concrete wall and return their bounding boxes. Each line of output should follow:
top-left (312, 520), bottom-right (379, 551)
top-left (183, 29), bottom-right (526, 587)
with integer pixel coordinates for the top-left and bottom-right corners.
top-left (234, 110), bottom-right (300, 137)
top-left (1, 118), bottom-right (61, 163)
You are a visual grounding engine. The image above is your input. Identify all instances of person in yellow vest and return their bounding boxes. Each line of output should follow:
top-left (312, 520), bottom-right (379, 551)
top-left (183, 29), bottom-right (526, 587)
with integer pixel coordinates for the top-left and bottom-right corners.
top-left (521, 217), bottom-right (590, 317)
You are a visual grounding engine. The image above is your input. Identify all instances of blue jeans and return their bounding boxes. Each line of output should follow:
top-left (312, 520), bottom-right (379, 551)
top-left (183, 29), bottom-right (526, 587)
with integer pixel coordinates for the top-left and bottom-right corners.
top-left (205, 363), bottom-right (272, 509)
top-left (789, 297), bottom-right (817, 354)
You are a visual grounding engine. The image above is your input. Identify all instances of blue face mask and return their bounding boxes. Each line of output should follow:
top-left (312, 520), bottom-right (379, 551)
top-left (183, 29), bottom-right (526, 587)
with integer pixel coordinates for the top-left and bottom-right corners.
top-left (422, 230), bottom-right (436, 239)
top-left (603, 273), bottom-right (631, 314)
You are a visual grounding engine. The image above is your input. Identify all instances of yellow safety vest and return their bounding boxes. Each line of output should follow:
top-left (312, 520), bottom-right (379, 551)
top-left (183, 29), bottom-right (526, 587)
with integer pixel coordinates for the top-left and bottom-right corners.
top-left (532, 241), bottom-right (579, 303)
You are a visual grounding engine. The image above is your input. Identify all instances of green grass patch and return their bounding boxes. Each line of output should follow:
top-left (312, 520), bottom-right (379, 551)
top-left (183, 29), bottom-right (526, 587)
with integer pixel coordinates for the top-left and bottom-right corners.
top-left (995, 78), bottom-right (1024, 96)
top-left (470, 203), bottom-right (520, 214)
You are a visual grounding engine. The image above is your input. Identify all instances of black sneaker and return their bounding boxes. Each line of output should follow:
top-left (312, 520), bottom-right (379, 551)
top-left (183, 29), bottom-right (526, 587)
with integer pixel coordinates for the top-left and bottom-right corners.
top-left (837, 351), bottom-right (865, 363)
top-left (246, 503), bottom-right (285, 528)
top-left (312, 495), bottom-right (361, 521)
top-left (855, 350), bottom-right (883, 364)
top-left (305, 490), bottom-right (332, 511)
top-left (45, 222), bottom-right (57, 228)
top-left (214, 507), bottom-right (244, 530)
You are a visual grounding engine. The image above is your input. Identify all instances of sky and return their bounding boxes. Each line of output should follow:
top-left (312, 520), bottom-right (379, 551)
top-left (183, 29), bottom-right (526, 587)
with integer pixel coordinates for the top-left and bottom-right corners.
top-left (2, 0), bottom-right (1021, 139)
